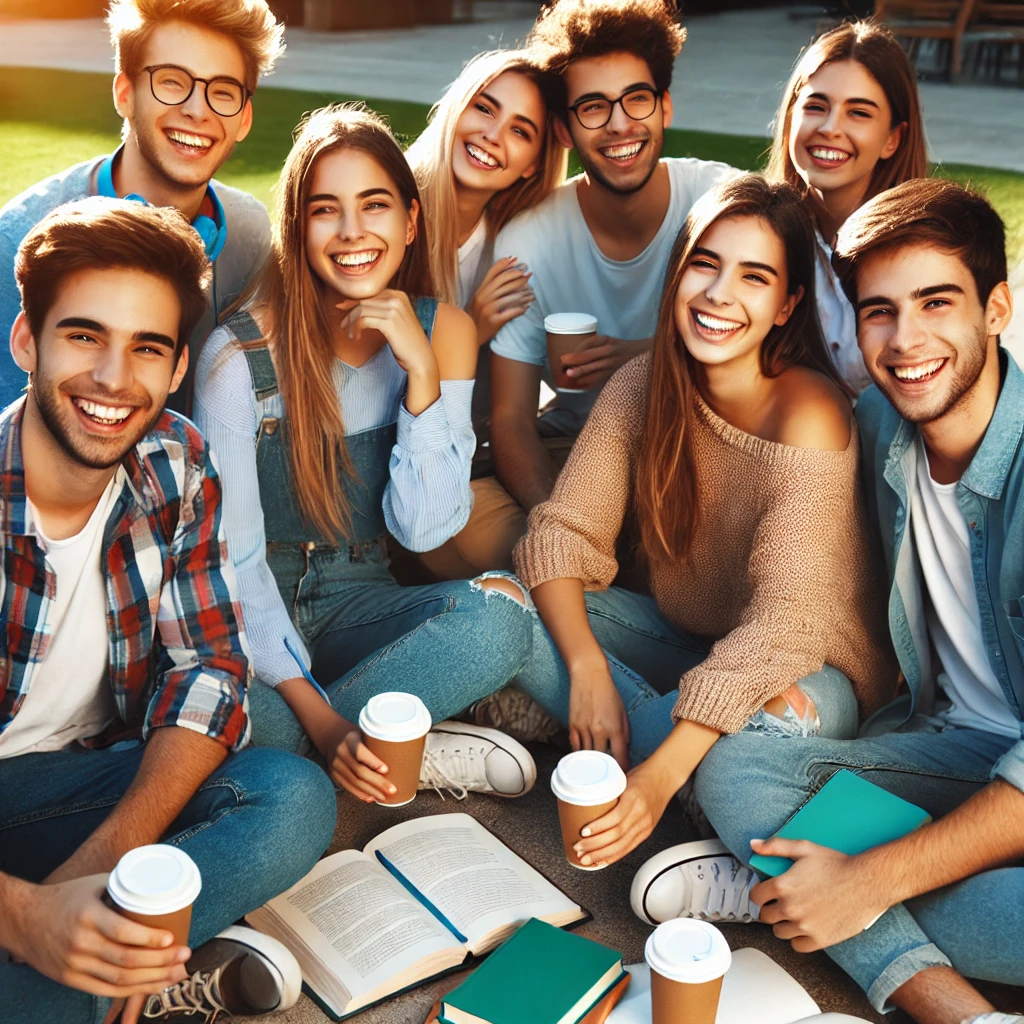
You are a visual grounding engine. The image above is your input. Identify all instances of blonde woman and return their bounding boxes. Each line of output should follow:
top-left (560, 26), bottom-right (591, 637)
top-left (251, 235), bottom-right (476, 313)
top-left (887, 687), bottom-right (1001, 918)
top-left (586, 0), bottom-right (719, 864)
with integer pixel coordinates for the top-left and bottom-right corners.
top-left (407, 50), bottom-right (567, 579)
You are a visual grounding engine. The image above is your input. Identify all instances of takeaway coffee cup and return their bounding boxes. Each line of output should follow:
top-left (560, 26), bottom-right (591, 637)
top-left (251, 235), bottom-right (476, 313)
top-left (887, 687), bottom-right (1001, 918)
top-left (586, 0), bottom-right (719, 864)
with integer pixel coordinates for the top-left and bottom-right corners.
top-left (106, 845), bottom-right (201, 946)
top-left (550, 750), bottom-right (627, 870)
top-left (545, 312), bottom-right (598, 392)
top-left (358, 692), bottom-right (432, 807)
top-left (645, 919), bottom-right (732, 1024)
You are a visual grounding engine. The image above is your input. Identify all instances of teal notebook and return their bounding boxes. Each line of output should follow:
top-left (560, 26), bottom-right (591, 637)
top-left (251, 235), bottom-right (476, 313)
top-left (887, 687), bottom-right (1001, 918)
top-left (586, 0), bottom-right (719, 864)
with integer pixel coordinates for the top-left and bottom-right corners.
top-left (440, 918), bottom-right (624, 1024)
top-left (749, 769), bottom-right (932, 877)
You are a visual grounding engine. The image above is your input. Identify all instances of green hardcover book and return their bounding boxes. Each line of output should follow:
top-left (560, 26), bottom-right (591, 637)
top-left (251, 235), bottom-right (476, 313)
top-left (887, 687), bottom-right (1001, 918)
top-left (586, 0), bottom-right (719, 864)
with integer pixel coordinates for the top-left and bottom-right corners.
top-left (748, 769), bottom-right (932, 877)
top-left (440, 918), bottom-right (624, 1024)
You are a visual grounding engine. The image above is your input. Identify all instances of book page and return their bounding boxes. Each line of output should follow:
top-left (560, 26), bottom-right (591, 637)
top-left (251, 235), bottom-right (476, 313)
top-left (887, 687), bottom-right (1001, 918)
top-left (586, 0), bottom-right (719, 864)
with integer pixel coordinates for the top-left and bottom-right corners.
top-left (252, 850), bottom-right (464, 1007)
top-left (363, 813), bottom-right (583, 955)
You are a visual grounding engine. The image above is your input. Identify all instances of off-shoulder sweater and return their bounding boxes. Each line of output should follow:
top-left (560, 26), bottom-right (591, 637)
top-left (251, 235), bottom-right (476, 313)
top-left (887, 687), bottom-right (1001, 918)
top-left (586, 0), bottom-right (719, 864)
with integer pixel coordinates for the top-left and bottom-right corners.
top-left (513, 355), bottom-right (897, 734)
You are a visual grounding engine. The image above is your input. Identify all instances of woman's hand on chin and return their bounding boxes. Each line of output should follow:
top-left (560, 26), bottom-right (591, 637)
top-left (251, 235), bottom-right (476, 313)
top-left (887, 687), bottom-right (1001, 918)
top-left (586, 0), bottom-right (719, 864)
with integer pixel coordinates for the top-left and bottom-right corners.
top-left (336, 290), bottom-right (436, 379)
top-left (571, 763), bottom-right (677, 868)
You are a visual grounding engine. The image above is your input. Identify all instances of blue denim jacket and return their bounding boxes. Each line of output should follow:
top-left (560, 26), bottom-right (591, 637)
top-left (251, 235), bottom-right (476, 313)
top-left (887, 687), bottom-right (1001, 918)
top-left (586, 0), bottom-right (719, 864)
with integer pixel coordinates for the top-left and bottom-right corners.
top-left (856, 351), bottom-right (1024, 793)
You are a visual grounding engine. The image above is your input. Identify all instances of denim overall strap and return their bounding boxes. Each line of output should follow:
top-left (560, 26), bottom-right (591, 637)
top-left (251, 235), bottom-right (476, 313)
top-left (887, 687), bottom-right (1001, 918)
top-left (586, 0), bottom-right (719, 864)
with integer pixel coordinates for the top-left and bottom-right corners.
top-left (413, 296), bottom-right (439, 338)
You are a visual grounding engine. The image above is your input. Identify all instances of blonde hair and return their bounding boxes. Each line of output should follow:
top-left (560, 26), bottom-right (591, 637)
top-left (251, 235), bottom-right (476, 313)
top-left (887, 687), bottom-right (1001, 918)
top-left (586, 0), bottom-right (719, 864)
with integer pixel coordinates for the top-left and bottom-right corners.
top-left (767, 20), bottom-right (928, 203)
top-left (107, 0), bottom-right (285, 92)
top-left (254, 105), bottom-right (434, 541)
top-left (407, 50), bottom-right (568, 306)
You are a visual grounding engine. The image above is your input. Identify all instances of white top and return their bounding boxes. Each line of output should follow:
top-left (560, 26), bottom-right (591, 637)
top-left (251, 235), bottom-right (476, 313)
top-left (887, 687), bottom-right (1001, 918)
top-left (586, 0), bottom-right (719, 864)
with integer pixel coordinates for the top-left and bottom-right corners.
top-left (195, 323), bottom-right (476, 687)
top-left (814, 230), bottom-right (872, 394)
top-left (491, 158), bottom-right (737, 425)
top-left (0, 471), bottom-right (121, 757)
top-left (107, 845), bottom-right (202, 915)
top-left (910, 437), bottom-right (1021, 739)
top-left (457, 215), bottom-right (492, 309)
top-left (644, 919), bottom-right (731, 983)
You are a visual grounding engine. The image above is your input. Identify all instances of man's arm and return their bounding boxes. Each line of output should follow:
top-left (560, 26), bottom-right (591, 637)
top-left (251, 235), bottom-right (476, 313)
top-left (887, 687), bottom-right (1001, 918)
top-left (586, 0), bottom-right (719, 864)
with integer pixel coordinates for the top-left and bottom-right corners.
top-left (752, 778), bottom-right (1024, 951)
top-left (46, 728), bottom-right (226, 882)
top-left (490, 352), bottom-right (558, 513)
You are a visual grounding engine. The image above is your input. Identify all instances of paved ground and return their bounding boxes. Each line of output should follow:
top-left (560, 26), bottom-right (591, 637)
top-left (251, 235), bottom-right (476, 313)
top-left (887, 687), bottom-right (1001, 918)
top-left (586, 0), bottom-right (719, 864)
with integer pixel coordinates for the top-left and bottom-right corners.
top-left (2, 6), bottom-right (1024, 170)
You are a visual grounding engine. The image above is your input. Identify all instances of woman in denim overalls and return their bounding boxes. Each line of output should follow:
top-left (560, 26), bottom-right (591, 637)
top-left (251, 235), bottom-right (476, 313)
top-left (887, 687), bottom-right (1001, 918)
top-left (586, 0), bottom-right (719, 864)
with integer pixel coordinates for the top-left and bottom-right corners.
top-left (195, 106), bottom-right (536, 805)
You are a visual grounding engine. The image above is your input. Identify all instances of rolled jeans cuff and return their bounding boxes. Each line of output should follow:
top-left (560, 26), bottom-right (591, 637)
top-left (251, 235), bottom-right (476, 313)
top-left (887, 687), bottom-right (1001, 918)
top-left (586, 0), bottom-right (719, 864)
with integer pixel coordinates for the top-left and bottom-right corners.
top-left (867, 942), bottom-right (952, 1013)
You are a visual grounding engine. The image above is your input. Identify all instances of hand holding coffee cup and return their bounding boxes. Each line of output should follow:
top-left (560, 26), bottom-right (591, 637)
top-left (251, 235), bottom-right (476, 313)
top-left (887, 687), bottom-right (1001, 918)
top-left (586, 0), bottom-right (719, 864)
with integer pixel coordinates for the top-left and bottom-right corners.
top-left (551, 751), bottom-right (627, 870)
top-left (645, 919), bottom-right (731, 1024)
top-left (358, 692), bottom-right (432, 807)
top-left (545, 313), bottom-right (598, 393)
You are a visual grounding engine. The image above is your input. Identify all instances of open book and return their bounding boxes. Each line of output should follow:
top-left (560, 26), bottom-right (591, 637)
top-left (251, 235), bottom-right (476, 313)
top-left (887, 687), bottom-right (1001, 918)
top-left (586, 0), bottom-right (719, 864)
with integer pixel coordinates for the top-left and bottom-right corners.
top-left (245, 813), bottom-right (587, 1021)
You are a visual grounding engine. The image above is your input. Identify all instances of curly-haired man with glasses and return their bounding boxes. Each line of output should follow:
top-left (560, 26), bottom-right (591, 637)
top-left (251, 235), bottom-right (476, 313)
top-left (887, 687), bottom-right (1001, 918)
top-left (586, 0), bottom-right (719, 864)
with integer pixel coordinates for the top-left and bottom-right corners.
top-left (0, 0), bottom-right (284, 413)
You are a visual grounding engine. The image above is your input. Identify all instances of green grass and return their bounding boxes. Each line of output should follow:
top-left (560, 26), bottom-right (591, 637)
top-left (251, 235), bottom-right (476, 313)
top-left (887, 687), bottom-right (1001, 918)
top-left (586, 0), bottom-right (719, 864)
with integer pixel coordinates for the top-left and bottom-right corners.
top-left (2, 66), bottom-right (1022, 262)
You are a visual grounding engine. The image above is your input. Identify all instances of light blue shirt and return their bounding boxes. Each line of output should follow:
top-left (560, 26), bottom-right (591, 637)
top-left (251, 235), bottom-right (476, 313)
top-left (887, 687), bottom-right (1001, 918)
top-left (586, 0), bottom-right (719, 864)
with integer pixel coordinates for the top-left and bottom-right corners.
top-left (195, 323), bottom-right (475, 686)
top-left (857, 351), bottom-right (1024, 793)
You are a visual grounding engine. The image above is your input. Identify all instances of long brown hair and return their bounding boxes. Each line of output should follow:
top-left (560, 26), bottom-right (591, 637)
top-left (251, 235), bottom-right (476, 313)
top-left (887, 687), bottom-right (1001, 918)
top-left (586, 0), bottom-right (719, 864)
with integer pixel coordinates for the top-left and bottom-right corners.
top-left (635, 175), bottom-right (845, 564)
top-left (254, 104), bottom-right (434, 540)
top-left (766, 20), bottom-right (928, 203)
top-left (407, 50), bottom-right (568, 306)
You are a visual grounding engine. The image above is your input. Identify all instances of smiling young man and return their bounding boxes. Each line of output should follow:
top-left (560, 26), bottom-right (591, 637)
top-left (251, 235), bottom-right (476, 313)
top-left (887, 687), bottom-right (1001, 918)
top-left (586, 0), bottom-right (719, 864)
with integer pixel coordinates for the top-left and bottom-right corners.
top-left (0, 0), bottom-right (284, 412)
top-left (0, 199), bottom-right (336, 1024)
top-left (469, 0), bottom-right (736, 575)
top-left (664, 180), bottom-right (1024, 1024)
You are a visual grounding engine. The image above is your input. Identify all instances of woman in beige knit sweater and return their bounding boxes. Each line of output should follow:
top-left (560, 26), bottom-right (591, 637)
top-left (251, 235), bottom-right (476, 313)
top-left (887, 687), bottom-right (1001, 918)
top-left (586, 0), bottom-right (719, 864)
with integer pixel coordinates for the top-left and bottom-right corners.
top-left (513, 175), bottom-right (897, 868)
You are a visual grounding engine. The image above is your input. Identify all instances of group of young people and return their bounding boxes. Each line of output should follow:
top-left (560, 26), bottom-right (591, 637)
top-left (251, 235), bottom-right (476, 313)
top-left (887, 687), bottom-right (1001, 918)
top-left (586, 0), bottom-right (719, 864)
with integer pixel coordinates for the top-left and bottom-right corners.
top-left (0, 1), bottom-right (1020, 1023)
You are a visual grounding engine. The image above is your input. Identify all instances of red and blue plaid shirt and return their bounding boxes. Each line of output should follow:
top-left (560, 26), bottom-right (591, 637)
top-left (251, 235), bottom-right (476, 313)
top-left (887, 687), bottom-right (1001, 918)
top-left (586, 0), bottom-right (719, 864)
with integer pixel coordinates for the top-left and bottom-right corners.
top-left (0, 401), bottom-right (250, 751)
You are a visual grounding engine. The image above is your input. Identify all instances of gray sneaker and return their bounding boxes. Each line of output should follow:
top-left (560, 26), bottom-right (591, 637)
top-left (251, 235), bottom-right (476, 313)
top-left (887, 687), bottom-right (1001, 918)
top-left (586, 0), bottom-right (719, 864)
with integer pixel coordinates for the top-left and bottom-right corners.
top-left (464, 686), bottom-right (563, 744)
top-left (142, 925), bottom-right (301, 1021)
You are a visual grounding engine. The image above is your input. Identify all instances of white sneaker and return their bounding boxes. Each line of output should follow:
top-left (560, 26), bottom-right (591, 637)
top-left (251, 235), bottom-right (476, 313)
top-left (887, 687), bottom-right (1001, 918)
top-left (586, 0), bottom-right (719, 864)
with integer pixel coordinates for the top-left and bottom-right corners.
top-left (630, 839), bottom-right (761, 926)
top-left (962, 1015), bottom-right (1024, 1023)
top-left (419, 721), bottom-right (537, 799)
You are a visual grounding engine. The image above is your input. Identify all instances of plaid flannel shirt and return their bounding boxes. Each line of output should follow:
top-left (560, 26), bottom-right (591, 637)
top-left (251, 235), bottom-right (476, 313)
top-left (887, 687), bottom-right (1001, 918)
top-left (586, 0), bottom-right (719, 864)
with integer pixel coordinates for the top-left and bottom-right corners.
top-left (0, 401), bottom-right (250, 751)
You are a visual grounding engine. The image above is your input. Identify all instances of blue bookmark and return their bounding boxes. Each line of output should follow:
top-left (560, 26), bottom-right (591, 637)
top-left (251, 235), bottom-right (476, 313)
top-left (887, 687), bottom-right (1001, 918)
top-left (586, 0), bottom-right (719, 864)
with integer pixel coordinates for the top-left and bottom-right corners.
top-left (284, 636), bottom-right (332, 705)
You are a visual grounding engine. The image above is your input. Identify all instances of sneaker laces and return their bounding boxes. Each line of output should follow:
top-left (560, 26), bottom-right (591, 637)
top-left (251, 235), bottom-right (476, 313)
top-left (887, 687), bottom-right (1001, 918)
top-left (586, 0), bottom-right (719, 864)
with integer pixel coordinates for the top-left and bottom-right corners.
top-left (143, 965), bottom-right (231, 1021)
top-left (419, 741), bottom-right (494, 800)
top-left (689, 856), bottom-right (760, 923)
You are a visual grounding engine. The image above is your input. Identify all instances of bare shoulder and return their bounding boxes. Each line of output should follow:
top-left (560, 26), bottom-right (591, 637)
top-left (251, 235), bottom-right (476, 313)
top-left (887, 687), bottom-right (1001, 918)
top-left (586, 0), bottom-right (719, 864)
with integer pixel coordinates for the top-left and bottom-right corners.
top-left (772, 366), bottom-right (852, 452)
top-left (430, 301), bottom-right (478, 380)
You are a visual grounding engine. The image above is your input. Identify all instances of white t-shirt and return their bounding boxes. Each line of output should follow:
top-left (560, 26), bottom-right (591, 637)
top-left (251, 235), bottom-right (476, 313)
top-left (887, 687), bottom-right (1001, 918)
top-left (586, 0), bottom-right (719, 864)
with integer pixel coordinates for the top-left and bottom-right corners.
top-left (910, 438), bottom-right (1020, 739)
top-left (0, 471), bottom-right (121, 758)
top-left (491, 158), bottom-right (737, 422)
top-left (457, 215), bottom-right (492, 310)
top-left (815, 229), bottom-right (872, 394)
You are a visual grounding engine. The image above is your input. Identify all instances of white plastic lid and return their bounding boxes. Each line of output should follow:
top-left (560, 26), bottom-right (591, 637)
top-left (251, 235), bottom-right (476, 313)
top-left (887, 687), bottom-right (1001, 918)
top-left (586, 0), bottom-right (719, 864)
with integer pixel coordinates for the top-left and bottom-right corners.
top-left (550, 750), bottom-right (627, 805)
top-left (358, 692), bottom-right (432, 742)
top-left (544, 312), bottom-right (598, 335)
top-left (645, 919), bottom-right (732, 984)
top-left (107, 845), bottom-right (202, 916)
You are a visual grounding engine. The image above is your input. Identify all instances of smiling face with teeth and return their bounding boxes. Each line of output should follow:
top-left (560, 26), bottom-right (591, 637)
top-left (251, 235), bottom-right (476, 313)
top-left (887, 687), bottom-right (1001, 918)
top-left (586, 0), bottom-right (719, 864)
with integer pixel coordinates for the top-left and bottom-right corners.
top-left (674, 214), bottom-right (801, 373)
top-left (855, 243), bottom-right (1010, 426)
top-left (114, 21), bottom-right (253, 195)
top-left (13, 267), bottom-right (187, 472)
top-left (558, 52), bottom-right (671, 197)
top-left (304, 147), bottom-right (419, 303)
top-left (453, 71), bottom-right (546, 196)
top-left (789, 60), bottom-right (903, 217)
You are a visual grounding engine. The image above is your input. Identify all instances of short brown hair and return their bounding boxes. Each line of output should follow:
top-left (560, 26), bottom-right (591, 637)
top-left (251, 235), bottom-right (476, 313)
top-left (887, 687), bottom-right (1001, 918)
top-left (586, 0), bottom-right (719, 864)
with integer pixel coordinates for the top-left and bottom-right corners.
top-left (767, 21), bottom-right (928, 202)
top-left (527, 0), bottom-right (686, 112)
top-left (15, 197), bottom-right (211, 353)
top-left (108, 0), bottom-right (285, 93)
top-left (832, 178), bottom-right (1007, 309)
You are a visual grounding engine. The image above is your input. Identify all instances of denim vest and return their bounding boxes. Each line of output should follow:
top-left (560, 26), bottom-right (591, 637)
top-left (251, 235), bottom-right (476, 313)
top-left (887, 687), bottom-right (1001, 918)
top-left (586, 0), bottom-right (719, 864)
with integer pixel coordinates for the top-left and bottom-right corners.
top-left (856, 351), bottom-right (1024, 736)
top-left (222, 299), bottom-right (439, 636)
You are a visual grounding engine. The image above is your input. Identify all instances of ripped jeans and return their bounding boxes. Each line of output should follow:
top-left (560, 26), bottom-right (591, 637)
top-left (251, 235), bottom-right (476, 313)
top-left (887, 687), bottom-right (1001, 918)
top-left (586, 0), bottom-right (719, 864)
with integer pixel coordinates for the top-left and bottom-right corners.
top-left (513, 587), bottom-right (860, 766)
top-left (248, 568), bottom-right (534, 753)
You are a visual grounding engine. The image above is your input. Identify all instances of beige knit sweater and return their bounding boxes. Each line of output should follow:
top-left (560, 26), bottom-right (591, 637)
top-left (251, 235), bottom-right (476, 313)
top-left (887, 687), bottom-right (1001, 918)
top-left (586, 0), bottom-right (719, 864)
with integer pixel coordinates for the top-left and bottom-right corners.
top-left (514, 355), bottom-right (897, 734)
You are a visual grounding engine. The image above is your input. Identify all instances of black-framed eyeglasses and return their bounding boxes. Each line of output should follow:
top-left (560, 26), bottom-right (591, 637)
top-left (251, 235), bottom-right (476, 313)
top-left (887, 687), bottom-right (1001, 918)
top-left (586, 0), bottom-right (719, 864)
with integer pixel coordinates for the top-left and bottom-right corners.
top-left (143, 64), bottom-right (250, 118)
top-left (567, 86), bottom-right (660, 130)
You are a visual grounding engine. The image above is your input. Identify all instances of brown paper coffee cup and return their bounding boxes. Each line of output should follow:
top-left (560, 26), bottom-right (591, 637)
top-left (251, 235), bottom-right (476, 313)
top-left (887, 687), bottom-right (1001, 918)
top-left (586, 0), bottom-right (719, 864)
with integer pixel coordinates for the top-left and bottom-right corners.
top-left (363, 732), bottom-right (428, 807)
top-left (545, 313), bottom-right (598, 392)
top-left (650, 968), bottom-right (723, 1024)
top-left (556, 796), bottom-right (619, 869)
top-left (117, 904), bottom-right (194, 947)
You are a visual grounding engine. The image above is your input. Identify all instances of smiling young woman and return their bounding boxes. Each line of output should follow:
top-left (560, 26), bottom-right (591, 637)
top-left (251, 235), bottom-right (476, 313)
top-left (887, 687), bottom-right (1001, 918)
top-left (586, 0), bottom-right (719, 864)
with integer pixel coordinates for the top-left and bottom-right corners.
top-left (767, 21), bottom-right (928, 394)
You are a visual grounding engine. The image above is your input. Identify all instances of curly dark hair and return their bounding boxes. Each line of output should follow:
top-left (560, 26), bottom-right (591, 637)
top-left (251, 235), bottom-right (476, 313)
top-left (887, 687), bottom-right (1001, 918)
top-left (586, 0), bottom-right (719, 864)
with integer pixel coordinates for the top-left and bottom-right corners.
top-left (527, 0), bottom-right (686, 113)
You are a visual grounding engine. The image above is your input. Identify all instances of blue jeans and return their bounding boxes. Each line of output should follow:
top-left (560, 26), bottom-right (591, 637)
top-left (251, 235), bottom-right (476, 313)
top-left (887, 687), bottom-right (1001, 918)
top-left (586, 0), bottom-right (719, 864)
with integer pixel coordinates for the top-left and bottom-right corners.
top-left (0, 740), bottom-right (337, 1024)
top-left (514, 588), bottom-right (860, 765)
top-left (248, 572), bottom-right (533, 752)
top-left (695, 720), bottom-right (1024, 1012)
